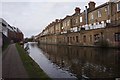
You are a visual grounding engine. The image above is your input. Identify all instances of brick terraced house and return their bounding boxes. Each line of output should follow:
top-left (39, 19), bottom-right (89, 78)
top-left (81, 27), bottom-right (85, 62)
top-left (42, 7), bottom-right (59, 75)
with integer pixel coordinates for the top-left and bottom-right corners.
top-left (37, 1), bottom-right (120, 48)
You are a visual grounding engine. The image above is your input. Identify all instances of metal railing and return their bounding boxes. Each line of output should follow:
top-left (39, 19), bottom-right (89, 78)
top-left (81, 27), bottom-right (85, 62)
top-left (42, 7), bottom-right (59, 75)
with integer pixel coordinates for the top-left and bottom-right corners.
top-left (107, 19), bottom-right (120, 27)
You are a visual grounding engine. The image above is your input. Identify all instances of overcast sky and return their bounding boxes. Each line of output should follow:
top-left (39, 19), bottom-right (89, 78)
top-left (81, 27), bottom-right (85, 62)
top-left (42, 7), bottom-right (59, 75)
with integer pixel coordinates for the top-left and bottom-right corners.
top-left (1, 0), bottom-right (108, 38)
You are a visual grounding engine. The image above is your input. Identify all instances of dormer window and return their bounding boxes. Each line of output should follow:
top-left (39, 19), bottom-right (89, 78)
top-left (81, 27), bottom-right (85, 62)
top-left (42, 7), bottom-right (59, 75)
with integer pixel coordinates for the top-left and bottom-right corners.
top-left (117, 2), bottom-right (120, 12)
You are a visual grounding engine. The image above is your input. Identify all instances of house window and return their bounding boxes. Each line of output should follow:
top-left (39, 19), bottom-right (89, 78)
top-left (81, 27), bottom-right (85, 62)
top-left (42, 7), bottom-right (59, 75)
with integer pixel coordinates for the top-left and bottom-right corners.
top-left (117, 2), bottom-right (120, 12)
top-left (90, 35), bottom-right (92, 42)
top-left (73, 19), bottom-right (76, 25)
top-left (91, 13), bottom-right (94, 20)
top-left (98, 10), bottom-right (102, 17)
top-left (76, 36), bottom-right (78, 42)
top-left (2, 23), bottom-right (6, 27)
top-left (67, 20), bottom-right (70, 26)
top-left (76, 18), bottom-right (78, 23)
top-left (105, 7), bottom-right (107, 12)
top-left (67, 37), bottom-right (69, 43)
top-left (115, 33), bottom-right (120, 42)
top-left (83, 35), bottom-right (86, 43)
top-left (66, 21), bottom-right (67, 26)
top-left (94, 34), bottom-right (100, 42)
top-left (73, 36), bottom-right (75, 41)
top-left (80, 17), bottom-right (82, 22)
top-left (101, 32), bottom-right (103, 40)
top-left (70, 37), bottom-right (72, 43)
top-left (62, 27), bottom-right (63, 29)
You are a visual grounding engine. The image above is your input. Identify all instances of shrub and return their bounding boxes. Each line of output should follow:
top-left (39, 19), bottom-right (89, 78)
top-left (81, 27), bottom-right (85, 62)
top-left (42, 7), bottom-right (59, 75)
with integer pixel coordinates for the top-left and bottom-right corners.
top-left (98, 39), bottom-right (109, 48)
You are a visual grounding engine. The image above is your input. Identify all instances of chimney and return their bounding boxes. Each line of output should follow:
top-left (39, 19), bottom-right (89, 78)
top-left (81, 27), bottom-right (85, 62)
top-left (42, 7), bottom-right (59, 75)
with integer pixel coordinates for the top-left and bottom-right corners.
top-left (85, 6), bottom-right (88, 24)
top-left (75, 7), bottom-right (81, 13)
top-left (55, 19), bottom-right (59, 22)
top-left (88, 1), bottom-right (96, 10)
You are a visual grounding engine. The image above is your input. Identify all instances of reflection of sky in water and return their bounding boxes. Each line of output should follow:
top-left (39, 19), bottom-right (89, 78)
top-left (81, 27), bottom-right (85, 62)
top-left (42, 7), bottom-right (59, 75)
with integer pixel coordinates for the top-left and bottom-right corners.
top-left (26, 42), bottom-right (120, 79)
top-left (27, 42), bottom-right (77, 79)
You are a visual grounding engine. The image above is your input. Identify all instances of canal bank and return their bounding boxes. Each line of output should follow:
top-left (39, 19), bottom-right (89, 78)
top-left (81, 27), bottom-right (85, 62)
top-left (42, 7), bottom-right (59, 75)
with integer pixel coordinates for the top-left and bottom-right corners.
top-left (2, 44), bottom-right (28, 78)
top-left (27, 42), bottom-right (120, 79)
top-left (16, 43), bottom-right (50, 79)
top-left (26, 42), bottom-right (77, 79)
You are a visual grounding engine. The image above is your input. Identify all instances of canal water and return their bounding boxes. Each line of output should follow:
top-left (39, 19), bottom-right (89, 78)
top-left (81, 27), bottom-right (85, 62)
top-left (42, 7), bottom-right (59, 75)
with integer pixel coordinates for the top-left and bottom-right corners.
top-left (26, 42), bottom-right (120, 79)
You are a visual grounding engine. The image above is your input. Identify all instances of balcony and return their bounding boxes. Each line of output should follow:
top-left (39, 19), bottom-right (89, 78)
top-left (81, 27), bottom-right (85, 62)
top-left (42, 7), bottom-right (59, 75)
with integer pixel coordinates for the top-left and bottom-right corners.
top-left (61, 31), bottom-right (67, 34)
top-left (107, 19), bottom-right (120, 27)
top-left (85, 22), bottom-right (106, 30)
top-left (70, 27), bottom-right (79, 32)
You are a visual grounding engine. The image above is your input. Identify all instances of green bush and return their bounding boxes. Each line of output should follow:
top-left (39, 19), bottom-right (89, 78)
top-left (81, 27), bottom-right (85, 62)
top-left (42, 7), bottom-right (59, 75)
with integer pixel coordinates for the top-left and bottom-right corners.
top-left (98, 39), bottom-right (109, 48)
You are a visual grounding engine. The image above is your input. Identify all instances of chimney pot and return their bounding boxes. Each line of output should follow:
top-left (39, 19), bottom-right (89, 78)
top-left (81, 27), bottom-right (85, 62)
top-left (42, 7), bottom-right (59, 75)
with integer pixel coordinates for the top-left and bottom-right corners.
top-left (55, 19), bottom-right (59, 22)
top-left (88, 1), bottom-right (96, 10)
top-left (75, 7), bottom-right (81, 13)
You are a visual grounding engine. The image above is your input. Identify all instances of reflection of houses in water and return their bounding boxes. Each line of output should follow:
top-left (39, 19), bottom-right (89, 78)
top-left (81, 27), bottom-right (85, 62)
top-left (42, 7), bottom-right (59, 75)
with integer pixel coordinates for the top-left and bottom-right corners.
top-left (38, 44), bottom-right (120, 78)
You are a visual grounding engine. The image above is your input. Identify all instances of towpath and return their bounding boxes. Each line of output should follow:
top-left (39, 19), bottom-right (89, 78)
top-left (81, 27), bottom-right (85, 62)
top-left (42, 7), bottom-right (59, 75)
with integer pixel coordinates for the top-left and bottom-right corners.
top-left (2, 44), bottom-right (28, 78)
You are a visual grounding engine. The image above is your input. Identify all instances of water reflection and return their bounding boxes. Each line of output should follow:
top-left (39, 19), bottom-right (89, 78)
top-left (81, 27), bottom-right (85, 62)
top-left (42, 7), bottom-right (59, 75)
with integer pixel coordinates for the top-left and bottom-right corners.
top-left (38, 44), bottom-right (120, 79)
top-left (28, 42), bottom-right (76, 79)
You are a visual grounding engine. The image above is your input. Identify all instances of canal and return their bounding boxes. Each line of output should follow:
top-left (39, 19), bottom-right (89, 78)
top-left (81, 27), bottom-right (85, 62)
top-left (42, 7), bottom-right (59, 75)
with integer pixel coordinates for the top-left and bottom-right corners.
top-left (26, 42), bottom-right (120, 79)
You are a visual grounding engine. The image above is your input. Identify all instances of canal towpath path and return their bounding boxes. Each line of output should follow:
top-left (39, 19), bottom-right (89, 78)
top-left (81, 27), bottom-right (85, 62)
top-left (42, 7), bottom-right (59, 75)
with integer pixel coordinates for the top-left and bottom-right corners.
top-left (2, 43), bottom-right (29, 78)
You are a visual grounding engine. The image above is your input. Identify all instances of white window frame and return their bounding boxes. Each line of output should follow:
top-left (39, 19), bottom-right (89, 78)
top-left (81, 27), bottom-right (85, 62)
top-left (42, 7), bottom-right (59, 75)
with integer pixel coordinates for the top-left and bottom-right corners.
top-left (105, 7), bottom-right (107, 12)
top-left (67, 20), bottom-right (69, 26)
top-left (76, 18), bottom-right (78, 23)
top-left (65, 21), bottom-right (67, 26)
top-left (98, 10), bottom-right (102, 17)
top-left (117, 2), bottom-right (120, 12)
top-left (91, 13), bottom-right (94, 20)
top-left (80, 17), bottom-right (82, 22)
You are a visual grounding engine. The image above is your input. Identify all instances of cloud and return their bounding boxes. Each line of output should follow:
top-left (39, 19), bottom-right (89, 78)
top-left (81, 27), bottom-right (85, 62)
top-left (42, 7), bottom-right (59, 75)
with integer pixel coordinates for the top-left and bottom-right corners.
top-left (1, 1), bottom-right (107, 38)
top-left (1, 0), bottom-right (109, 2)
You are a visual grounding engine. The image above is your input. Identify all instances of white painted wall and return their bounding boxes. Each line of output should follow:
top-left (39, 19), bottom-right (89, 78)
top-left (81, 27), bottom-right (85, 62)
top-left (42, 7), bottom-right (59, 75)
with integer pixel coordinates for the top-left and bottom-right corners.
top-left (1, 18), bottom-right (9, 37)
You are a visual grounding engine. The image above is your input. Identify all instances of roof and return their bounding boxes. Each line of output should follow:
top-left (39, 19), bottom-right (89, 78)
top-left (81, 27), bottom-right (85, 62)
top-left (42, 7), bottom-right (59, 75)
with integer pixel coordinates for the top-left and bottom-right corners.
top-left (62, 15), bottom-right (71, 21)
top-left (88, 2), bottom-right (110, 13)
top-left (0, 18), bottom-right (8, 26)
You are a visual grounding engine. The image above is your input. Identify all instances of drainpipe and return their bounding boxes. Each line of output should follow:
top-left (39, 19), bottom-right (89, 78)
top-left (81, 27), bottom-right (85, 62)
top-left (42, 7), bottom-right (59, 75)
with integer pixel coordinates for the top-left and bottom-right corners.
top-left (109, 2), bottom-right (111, 23)
top-left (85, 6), bottom-right (88, 25)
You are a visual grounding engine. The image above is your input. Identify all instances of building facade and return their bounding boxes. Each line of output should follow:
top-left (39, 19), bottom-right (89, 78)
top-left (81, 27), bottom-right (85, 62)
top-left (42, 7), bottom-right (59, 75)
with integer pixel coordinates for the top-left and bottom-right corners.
top-left (37, 1), bottom-right (120, 48)
top-left (0, 18), bottom-right (24, 45)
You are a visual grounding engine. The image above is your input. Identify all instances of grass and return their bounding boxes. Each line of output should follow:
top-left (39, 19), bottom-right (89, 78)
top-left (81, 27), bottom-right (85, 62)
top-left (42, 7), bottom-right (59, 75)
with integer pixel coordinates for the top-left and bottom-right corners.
top-left (2, 43), bottom-right (9, 51)
top-left (16, 43), bottom-right (51, 80)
